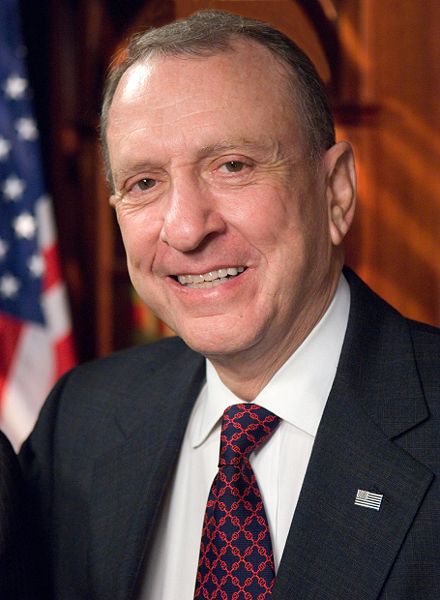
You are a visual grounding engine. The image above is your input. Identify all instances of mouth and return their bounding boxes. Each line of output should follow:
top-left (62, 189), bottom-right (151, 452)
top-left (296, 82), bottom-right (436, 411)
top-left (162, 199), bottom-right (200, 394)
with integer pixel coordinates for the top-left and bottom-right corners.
top-left (173, 266), bottom-right (246, 288)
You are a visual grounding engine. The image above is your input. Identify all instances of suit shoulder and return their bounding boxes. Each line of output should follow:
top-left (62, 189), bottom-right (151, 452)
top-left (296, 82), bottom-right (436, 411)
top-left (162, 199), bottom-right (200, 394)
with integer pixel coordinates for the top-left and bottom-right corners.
top-left (30, 336), bottom-right (197, 429)
top-left (21, 336), bottom-right (202, 464)
top-left (68, 335), bottom-right (190, 380)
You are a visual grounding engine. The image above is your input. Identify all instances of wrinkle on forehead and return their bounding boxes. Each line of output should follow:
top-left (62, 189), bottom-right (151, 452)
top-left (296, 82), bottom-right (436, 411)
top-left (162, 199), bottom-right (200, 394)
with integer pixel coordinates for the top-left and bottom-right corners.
top-left (115, 136), bottom-right (284, 172)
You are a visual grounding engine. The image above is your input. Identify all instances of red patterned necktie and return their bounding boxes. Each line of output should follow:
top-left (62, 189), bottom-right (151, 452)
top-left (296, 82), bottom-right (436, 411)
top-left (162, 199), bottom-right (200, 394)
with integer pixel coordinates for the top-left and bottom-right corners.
top-left (194, 403), bottom-right (280, 599)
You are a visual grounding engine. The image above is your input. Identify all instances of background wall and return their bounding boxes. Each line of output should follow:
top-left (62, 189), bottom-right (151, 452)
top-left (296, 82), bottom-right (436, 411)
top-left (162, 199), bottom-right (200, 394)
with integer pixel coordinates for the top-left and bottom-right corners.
top-left (338, 0), bottom-right (440, 326)
top-left (21, 0), bottom-right (440, 362)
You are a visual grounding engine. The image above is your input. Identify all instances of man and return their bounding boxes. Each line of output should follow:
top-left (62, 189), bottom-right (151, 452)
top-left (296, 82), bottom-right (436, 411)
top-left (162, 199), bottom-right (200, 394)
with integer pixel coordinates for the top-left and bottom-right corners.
top-left (20, 10), bottom-right (439, 600)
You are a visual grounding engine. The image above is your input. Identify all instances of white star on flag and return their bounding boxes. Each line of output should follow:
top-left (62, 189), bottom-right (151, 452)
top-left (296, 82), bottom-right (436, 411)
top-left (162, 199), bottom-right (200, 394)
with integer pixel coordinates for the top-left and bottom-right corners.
top-left (0, 238), bottom-right (9, 260)
top-left (4, 73), bottom-right (28, 100)
top-left (0, 136), bottom-right (11, 161)
top-left (16, 117), bottom-right (38, 141)
top-left (2, 174), bottom-right (26, 200)
top-left (0, 272), bottom-right (21, 298)
top-left (13, 211), bottom-right (36, 239)
top-left (28, 253), bottom-right (45, 277)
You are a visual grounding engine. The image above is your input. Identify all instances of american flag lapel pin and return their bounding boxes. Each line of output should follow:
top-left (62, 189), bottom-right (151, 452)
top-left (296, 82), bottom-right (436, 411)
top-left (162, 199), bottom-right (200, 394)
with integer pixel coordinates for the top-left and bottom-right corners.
top-left (354, 489), bottom-right (383, 511)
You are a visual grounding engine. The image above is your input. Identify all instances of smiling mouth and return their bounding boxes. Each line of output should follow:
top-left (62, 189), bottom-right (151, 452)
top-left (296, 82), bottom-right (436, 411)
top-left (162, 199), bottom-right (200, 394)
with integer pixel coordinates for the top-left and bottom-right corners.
top-left (174, 266), bottom-right (245, 288)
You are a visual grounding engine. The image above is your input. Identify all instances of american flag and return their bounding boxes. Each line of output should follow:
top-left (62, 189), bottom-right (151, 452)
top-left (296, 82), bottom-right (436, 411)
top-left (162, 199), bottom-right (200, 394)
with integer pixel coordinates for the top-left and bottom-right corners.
top-left (0, 0), bottom-right (75, 450)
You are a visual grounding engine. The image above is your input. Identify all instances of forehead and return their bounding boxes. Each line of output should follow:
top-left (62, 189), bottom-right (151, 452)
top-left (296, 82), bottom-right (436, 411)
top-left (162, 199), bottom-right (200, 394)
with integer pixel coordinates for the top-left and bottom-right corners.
top-left (116, 39), bottom-right (290, 94)
top-left (111, 40), bottom-right (294, 116)
top-left (107, 40), bottom-right (305, 164)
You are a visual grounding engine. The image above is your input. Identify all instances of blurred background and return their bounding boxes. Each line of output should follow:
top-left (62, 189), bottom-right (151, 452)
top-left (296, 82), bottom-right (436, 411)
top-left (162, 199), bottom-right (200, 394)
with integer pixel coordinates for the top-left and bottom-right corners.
top-left (1, 0), bottom-right (439, 446)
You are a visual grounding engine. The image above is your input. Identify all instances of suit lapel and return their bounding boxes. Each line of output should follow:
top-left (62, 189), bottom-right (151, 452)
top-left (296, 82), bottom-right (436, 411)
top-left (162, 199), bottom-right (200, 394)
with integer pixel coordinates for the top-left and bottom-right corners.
top-left (273, 270), bottom-right (434, 600)
top-left (274, 378), bottom-right (433, 600)
top-left (87, 345), bottom-right (205, 600)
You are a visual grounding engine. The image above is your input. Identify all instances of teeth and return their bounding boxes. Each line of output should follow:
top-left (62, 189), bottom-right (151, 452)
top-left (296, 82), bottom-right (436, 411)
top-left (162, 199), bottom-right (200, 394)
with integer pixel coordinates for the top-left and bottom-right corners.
top-left (177, 266), bottom-right (245, 287)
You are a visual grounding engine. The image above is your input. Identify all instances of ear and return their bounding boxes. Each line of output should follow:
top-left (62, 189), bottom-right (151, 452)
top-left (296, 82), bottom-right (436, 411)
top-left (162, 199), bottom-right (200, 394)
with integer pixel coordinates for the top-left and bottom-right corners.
top-left (323, 141), bottom-right (356, 246)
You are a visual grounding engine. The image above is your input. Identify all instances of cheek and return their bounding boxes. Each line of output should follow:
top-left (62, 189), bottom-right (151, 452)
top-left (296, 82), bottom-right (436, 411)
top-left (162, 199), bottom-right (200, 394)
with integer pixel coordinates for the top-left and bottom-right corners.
top-left (231, 186), bottom-right (294, 238)
top-left (244, 195), bottom-right (304, 258)
top-left (117, 210), bottom-right (160, 269)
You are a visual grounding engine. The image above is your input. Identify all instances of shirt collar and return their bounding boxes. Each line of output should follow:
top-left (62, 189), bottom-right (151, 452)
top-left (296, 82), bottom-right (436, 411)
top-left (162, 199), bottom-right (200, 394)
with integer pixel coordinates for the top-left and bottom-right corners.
top-left (191, 274), bottom-right (350, 448)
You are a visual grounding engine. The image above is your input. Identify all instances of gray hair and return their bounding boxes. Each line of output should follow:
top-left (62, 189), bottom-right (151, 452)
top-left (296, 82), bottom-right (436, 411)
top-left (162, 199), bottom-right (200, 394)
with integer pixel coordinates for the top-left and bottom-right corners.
top-left (100, 9), bottom-right (335, 187)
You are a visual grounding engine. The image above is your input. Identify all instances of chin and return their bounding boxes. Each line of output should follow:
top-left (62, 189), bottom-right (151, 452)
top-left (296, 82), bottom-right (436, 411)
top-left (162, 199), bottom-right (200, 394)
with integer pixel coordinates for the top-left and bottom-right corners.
top-left (175, 323), bottom-right (259, 361)
top-left (177, 333), bottom-right (236, 357)
top-left (156, 304), bottom-right (266, 358)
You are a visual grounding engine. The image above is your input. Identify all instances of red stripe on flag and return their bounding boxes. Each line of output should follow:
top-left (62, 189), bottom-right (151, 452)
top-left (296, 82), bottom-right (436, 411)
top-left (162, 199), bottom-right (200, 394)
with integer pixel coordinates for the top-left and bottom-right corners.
top-left (53, 333), bottom-right (76, 381)
top-left (0, 313), bottom-right (23, 402)
top-left (43, 243), bottom-right (61, 292)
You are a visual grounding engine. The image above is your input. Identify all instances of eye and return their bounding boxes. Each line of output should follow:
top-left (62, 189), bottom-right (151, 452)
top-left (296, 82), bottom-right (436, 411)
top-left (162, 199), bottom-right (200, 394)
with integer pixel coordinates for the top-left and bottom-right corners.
top-left (116, 176), bottom-right (160, 207)
top-left (135, 178), bottom-right (156, 191)
top-left (219, 160), bottom-right (245, 173)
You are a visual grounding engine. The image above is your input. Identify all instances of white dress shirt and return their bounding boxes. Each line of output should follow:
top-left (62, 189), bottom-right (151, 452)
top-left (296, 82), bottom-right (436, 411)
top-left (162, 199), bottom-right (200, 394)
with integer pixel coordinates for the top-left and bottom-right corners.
top-left (139, 276), bottom-right (350, 599)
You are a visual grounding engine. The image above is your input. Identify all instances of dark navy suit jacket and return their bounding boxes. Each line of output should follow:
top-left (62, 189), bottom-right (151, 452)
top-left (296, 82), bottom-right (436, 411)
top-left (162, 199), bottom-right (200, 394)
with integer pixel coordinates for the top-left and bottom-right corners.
top-left (20, 270), bottom-right (440, 599)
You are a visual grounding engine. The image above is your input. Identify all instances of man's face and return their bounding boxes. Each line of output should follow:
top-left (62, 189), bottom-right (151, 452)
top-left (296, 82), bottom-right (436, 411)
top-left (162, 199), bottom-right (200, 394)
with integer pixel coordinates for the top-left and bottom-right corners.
top-left (107, 41), bottom-right (347, 366)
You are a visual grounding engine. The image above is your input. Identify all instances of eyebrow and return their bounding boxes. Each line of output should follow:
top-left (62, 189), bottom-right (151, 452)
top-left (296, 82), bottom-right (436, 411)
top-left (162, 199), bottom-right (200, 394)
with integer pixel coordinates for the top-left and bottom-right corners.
top-left (112, 138), bottom-right (281, 184)
top-left (113, 162), bottom-right (159, 180)
top-left (196, 138), bottom-right (275, 159)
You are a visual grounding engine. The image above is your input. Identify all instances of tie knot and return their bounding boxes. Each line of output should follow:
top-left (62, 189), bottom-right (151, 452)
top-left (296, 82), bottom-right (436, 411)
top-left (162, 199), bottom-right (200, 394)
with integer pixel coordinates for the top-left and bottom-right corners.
top-left (219, 403), bottom-right (280, 467)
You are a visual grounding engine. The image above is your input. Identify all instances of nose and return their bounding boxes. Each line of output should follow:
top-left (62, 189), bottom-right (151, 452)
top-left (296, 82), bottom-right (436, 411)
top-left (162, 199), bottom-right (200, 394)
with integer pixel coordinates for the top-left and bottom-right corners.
top-left (160, 174), bottom-right (226, 252)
